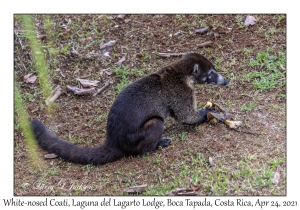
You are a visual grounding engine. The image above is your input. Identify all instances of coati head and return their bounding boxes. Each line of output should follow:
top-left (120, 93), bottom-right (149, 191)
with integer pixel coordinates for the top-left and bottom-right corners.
top-left (185, 53), bottom-right (229, 86)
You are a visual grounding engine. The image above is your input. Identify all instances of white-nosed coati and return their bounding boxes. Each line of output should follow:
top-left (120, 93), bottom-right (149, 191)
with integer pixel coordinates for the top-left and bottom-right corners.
top-left (31, 53), bottom-right (228, 165)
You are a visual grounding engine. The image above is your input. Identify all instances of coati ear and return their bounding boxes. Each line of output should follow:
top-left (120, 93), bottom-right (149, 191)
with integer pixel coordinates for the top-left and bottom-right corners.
top-left (193, 64), bottom-right (199, 74)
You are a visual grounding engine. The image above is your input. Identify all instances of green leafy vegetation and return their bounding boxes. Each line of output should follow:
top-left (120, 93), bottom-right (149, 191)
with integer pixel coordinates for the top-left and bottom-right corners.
top-left (246, 49), bottom-right (286, 92)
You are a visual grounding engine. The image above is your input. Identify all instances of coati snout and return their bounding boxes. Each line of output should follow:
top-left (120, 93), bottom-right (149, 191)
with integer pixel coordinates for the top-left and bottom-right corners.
top-left (189, 54), bottom-right (228, 86)
top-left (195, 66), bottom-right (228, 86)
top-left (31, 53), bottom-right (228, 165)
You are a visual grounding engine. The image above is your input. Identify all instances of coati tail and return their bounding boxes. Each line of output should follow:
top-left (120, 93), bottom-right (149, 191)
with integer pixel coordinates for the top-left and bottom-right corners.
top-left (30, 119), bottom-right (124, 165)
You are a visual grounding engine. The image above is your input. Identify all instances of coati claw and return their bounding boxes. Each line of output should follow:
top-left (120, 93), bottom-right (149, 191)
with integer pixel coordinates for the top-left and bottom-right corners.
top-left (158, 139), bottom-right (171, 148)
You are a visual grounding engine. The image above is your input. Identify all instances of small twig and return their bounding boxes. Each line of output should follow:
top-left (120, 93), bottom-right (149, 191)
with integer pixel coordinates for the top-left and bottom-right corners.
top-left (157, 52), bottom-right (186, 58)
top-left (123, 184), bottom-right (147, 194)
top-left (197, 41), bottom-right (213, 48)
top-left (231, 128), bottom-right (261, 136)
top-left (93, 82), bottom-right (110, 97)
top-left (114, 57), bottom-right (126, 66)
top-left (166, 188), bottom-right (198, 196)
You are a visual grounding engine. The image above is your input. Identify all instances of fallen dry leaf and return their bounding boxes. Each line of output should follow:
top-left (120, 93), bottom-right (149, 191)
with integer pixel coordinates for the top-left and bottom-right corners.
top-left (24, 73), bottom-right (32, 80)
top-left (71, 47), bottom-right (81, 57)
top-left (271, 172), bottom-right (280, 185)
top-left (100, 40), bottom-right (117, 50)
top-left (99, 68), bottom-right (111, 75)
top-left (190, 183), bottom-right (201, 191)
top-left (103, 52), bottom-right (110, 57)
top-left (59, 71), bottom-right (66, 78)
top-left (115, 57), bottom-right (126, 66)
top-left (123, 184), bottom-right (147, 194)
top-left (208, 157), bottom-right (215, 167)
top-left (73, 67), bottom-right (80, 74)
top-left (24, 73), bottom-right (37, 83)
top-left (166, 188), bottom-right (198, 196)
top-left (37, 34), bottom-right (47, 39)
top-left (244, 15), bottom-right (256, 27)
top-left (157, 52), bottom-right (186, 58)
top-left (105, 70), bottom-right (112, 75)
top-left (195, 26), bottom-right (210, 34)
top-left (136, 52), bottom-right (144, 58)
top-left (117, 14), bottom-right (126, 19)
top-left (67, 85), bottom-right (95, 95)
top-left (63, 27), bottom-right (72, 35)
top-left (197, 41), bottom-right (213, 48)
top-left (76, 78), bottom-right (100, 87)
top-left (44, 153), bottom-right (58, 159)
top-left (280, 65), bottom-right (286, 71)
top-left (124, 19), bottom-right (132, 23)
top-left (213, 32), bottom-right (220, 38)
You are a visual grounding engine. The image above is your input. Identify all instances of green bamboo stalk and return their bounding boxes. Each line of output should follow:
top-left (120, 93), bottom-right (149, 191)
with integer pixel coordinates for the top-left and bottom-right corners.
top-left (20, 14), bottom-right (53, 99)
top-left (14, 83), bottom-right (41, 169)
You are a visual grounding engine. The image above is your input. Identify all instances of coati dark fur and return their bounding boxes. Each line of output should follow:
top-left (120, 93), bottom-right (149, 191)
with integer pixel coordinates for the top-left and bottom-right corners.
top-left (31, 53), bottom-right (228, 165)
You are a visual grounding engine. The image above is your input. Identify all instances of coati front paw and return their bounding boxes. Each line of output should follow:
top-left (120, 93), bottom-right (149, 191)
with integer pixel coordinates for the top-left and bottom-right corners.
top-left (197, 107), bottom-right (215, 123)
top-left (198, 106), bottom-right (215, 116)
top-left (157, 138), bottom-right (171, 148)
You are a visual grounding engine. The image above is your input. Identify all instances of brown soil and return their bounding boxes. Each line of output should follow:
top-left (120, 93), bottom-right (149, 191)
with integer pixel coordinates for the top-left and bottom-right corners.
top-left (14, 14), bottom-right (286, 196)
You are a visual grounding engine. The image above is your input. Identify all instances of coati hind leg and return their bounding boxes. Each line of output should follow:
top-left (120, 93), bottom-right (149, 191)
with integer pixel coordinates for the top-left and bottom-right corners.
top-left (125, 117), bottom-right (170, 155)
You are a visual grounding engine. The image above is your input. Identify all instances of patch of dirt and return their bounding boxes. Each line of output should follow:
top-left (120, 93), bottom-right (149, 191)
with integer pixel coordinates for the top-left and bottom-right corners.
top-left (14, 14), bottom-right (286, 196)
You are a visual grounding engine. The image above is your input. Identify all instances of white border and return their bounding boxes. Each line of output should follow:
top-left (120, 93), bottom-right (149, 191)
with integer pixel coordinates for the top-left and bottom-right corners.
top-left (2, 0), bottom-right (299, 209)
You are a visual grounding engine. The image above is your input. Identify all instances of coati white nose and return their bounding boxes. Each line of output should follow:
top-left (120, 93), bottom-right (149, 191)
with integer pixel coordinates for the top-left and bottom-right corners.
top-left (217, 74), bottom-right (229, 85)
top-left (217, 74), bottom-right (226, 85)
top-left (211, 69), bottom-right (228, 86)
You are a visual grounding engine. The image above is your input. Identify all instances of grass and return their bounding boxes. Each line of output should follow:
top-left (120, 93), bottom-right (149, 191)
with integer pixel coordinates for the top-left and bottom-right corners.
top-left (245, 49), bottom-right (286, 92)
top-left (265, 27), bottom-right (277, 40)
top-left (235, 15), bottom-right (245, 29)
top-left (178, 131), bottom-right (188, 141)
top-left (241, 101), bottom-right (256, 112)
top-left (47, 166), bottom-right (60, 175)
top-left (141, 152), bottom-right (284, 196)
top-left (113, 65), bottom-right (149, 97)
top-left (276, 14), bottom-right (286, 24)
